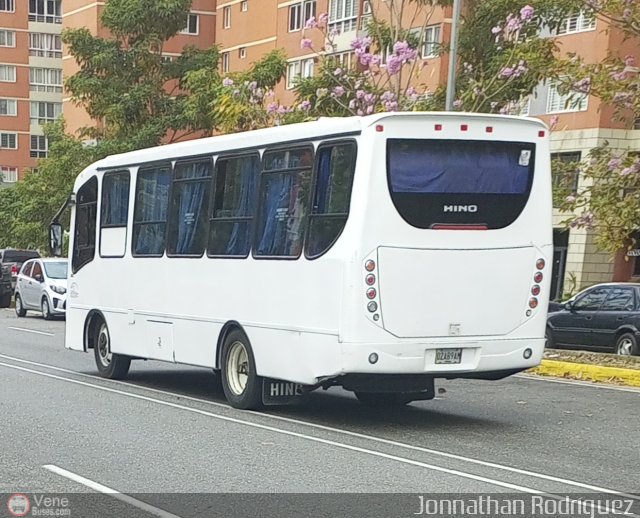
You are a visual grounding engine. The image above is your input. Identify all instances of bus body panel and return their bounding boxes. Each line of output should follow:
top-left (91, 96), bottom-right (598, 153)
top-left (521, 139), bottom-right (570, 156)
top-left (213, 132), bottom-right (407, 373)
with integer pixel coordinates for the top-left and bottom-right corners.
top-left (64, 113), bottom-right (553, 389)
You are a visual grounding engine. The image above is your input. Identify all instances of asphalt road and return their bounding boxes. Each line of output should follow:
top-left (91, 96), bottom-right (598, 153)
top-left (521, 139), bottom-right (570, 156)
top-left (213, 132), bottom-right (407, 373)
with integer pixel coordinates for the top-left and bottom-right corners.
top-left (0, 309), bottom-right (638, 517)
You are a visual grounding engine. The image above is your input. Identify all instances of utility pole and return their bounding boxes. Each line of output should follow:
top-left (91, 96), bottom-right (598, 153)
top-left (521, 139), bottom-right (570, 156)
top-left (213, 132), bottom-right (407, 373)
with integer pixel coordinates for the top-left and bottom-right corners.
top-left (445, 0), bottom-right (462, 111)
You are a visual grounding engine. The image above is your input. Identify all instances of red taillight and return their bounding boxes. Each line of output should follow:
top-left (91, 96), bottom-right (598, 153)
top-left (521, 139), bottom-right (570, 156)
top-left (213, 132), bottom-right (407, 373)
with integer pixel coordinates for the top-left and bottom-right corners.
top-left (365, 260), bottom-right (375, 272)
top-left (536, 258), bottom-right (545, 270)
top-left (460, 124), bottom-right (468, 131)
top-left (529, 297), bottom-right (539, 309)
top-left (434, 124), bottom-right (442, 131)
top-left (531, 285), bottom-right (541, 296)
top-left (365, 274), bottom-right (375, 286)
top-left (534, 272), bottom-right (543, 283)
top-left (11, 264), bottom-right (18, 276)
top-left (366, 288), bottom-right (377, 299)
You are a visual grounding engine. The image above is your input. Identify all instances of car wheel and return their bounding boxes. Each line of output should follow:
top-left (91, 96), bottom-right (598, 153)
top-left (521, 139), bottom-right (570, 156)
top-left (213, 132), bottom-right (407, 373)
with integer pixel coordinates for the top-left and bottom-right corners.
top-left (220, 329), bottom-right (262, 410)
top-left (15, 294), bottom-right (26, 317)
top-left (355, 392), bottom-right (414, 407)
top-left (0, 293), bottom-right (10, 308)
top-left (41, 297), bottom-right (52, 320)
top-left (93, 320), bottom-right (131, 379)
top-left (545, 327), bottom-right (556, 349)
top-left (615, 333), bottom-right (639, 356)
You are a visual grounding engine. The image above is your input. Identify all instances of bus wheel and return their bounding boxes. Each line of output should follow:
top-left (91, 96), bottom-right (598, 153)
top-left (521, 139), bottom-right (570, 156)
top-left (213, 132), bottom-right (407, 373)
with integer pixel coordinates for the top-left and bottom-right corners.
top-left (220, 329), bottom-right (262, 410)
top-left (355, 392), bottom-right (413, 407)
top-left (93, 320), bottom-right (131, 379)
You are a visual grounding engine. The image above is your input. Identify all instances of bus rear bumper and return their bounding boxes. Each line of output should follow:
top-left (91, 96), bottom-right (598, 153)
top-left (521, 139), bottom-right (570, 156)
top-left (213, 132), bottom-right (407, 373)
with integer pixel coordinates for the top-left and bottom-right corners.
top-left (335, 338), bottom-right (544, 380)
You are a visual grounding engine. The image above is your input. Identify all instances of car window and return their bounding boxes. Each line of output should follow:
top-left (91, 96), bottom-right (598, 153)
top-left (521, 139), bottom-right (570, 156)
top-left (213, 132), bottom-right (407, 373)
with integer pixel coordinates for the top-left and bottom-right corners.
top-left (572, 287), bottom-right (609, 311)
top-left (31, 262), bottom-right (43, 279)
top-left (4, 250), bottom-right (40, 263)
top-left (43, 262), bottom-right (68, 279)
top-left (600, 287), bottom-right (636, 311)
top-left (21, 262), bottom-right (33, 277)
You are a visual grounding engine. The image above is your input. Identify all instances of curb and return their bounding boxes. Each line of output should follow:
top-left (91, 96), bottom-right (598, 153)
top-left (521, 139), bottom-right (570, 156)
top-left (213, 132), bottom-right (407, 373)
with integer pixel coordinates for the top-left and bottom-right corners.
top-left (529, 359), bottom-right (640, 387)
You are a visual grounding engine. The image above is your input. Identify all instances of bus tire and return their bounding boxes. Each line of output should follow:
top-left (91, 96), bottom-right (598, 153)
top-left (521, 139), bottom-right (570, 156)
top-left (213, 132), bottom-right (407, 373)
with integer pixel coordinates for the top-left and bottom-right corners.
top-left (15, 294), bottom-right (26, 317)
top-left (93, 320), bottom-right (131, 379)
top-left (220, 329), bottom-right (262, 410)
top-left (355, 392), bottom-right (413, 407)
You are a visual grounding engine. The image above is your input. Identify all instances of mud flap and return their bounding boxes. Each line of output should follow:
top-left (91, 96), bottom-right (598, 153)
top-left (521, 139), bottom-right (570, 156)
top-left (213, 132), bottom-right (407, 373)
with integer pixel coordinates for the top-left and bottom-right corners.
top-left (262, 378), bottom-right (308, 406)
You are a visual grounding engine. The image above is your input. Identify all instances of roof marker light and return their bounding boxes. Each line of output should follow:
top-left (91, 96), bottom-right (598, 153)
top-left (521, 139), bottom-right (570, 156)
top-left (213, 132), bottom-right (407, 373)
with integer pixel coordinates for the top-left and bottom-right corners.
top-left (486, 126), bottom-right (493, 133)
top-left (461, 124), bottom-right (468, 131)
top-left (376, 124), bottom-right (384, 132)
top-left (538, 130), bottom-right (546, 137)
top-left (435, 124), bottom-right (442, 131)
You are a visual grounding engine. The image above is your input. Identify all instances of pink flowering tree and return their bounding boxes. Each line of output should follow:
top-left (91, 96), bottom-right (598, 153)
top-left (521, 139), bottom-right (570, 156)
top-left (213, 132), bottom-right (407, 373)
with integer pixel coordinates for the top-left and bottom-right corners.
top-left (553, 0), bottom-right (640, 253)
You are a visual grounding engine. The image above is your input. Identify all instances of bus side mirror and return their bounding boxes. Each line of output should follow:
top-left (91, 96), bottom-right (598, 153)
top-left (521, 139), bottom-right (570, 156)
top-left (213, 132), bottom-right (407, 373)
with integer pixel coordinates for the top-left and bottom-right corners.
top-left (50, 222), bottom-right (63, 257)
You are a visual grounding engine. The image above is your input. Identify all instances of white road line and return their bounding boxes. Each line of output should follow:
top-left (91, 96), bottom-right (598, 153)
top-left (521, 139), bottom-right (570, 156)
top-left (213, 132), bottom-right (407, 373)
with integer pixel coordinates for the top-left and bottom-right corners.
top-left (43, 464), bottom-right (182, 518)
top-left (0, 361), bottom-right (547, 494)
top-left (516, 373), bottom-right (640, 393)
top-left (0, 353), bottom-right (637, 500)
top-left (6, 326), bottom-right (54, 337)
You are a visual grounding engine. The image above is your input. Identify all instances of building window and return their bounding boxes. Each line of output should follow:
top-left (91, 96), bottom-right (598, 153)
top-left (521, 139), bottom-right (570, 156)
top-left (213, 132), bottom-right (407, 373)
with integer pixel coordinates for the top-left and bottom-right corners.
top-left (0, 166), bottom-right (18, 183)
top-left (181, 13), bottom-right (199, 35)
top-left (0, 132), bottom-right (17, 149)
top-left (330, 51), bottom-right (354, 69)
top-left (239, 47), bottom-right (246, 59)
top-left (254, 147), bottom-right (313, 258)
top-left (30, 101), bottom-right (62, 124)
top-left (222, 52), bottom-right (230, 73)
top-left (329, 0), bottom-right (358, 33)
top-left (286, 58), bottom-right (314, 89)
top-left (0, 0), bottom-right (15, 12)
top-left (558, 11), bottom-right (596, 34)
top-left (29, 67), bottom-right (63, 92)
top-left (133, 165), bottom-right (171, 257)
top-left (0, 99), bottom-right (17, 116)
top-left (167, 160), bottom-right (212, 256)
top-left (0, 65), bottom-right (16, 82)
top-left (29, 0), bottom-right (62, 23)
top-left (209, 154), bottom-right (260, 257)
top-left (551, 151), bottom-right (581, 195)
top-left (241, 0), bottom-right (248, 12)
top-left (547, 82), bottom-right (588, 113)
top-left (289, 1), bottom-right (316, 32)
top-left (223, 6), bottom-right (231, 28)
top-left (29, 33), bottom-right (62, 58)
top-left (422, 25), bottom-right (441, 58)
top-left (30, 135), bottom-right (48, 158)
top-left (0, 30), bottom-right (16, 47)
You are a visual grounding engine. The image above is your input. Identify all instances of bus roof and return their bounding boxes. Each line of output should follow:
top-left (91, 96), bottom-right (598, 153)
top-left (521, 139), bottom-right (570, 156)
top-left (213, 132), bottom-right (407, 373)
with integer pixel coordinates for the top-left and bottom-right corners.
top-left (90, 112), bottom-right (547, 171)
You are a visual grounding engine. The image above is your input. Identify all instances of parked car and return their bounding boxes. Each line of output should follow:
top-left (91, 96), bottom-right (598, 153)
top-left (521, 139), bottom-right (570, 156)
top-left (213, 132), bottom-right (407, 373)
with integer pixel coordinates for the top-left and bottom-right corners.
top-left (546, 282), bottom-right (640, 355)
top-left (14, 258), bottom-right (68, 320)
top-left (0, 263), bottom-right (11, 308)
top-left (0, 248), bottom-right (41, 292)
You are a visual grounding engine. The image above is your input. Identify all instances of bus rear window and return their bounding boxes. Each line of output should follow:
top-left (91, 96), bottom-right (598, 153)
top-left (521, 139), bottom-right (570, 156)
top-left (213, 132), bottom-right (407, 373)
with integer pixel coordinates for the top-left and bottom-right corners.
top-left (387, 139), bottom-right (536, 230)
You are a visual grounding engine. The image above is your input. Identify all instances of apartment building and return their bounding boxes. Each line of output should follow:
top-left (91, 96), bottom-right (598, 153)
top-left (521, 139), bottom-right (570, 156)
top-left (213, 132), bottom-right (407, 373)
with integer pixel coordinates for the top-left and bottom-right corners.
top-left (0, 0), bottom-right (63, 184)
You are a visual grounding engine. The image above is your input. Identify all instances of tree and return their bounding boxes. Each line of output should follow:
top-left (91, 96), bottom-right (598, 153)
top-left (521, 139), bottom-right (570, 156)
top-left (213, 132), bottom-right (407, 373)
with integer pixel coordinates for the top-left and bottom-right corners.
top-left (554, 0), bottom-right (640, 253)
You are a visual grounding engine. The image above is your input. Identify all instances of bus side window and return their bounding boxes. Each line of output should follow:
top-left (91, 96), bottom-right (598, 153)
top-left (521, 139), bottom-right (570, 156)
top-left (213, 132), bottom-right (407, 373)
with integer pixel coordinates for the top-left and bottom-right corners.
top-left (132, 165), bottom-right (171, 257)
top-left (72, 176), bottom-right (98, 273)
top-left (100, 170), bottom-right (130, 258)
top-left (209, 154), bottom-right (260, 257)
top-left (167, 159), bottom-right (213, 256)
top-left (305, 142), bottom-right (357, 258)
top-left (254, 147), bottom-right (313, 258)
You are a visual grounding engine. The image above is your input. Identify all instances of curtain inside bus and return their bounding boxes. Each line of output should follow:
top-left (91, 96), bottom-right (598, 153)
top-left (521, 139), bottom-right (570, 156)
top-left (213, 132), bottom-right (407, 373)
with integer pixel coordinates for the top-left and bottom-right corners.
top-left (133, 167), bottom-right (171, 256)
top-left (171, 161), bottom-right (211, 255)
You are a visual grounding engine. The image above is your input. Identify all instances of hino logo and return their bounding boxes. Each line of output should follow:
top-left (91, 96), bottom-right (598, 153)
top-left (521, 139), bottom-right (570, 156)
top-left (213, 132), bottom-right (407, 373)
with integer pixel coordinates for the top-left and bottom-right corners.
top-left (443, 204), bottom-right (478, 213)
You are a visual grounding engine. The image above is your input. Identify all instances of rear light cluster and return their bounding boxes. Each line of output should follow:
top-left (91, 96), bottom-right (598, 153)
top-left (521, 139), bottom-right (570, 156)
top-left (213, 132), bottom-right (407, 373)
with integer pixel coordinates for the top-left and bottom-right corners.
top-left (528, 258), bottom-right (545, 315)
top-left (364, 260), bottom-right (380, 321)
top-left (11, 264), bottom-right (18, 277)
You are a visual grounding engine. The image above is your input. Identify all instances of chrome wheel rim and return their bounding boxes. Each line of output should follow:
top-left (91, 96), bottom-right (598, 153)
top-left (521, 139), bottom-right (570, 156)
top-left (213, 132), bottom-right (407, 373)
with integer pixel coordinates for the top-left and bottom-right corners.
top-left (226, 341), bottom-right (249, 396)
top-left (97, 324), bottom-right (112, 366)
top-left (42, 299), bottom-right (49, 317)
top-left (617, 337), bottom-right (633, 355)
top-left (15, 296), bottom-right (21, 313)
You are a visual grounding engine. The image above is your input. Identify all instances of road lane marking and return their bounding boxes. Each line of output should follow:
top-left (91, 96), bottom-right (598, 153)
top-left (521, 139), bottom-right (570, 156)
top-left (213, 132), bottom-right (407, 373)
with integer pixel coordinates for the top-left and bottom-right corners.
top-left (0, 353), bottom-right (637, 500)
top-left (0, 361), bottom-right (548, 493)
top-left (43, 464), bottom-right (182, 518)
top-left (6, 326), bottom-right (54, 337)
top-left (516, 373), bottom-right (640, 393)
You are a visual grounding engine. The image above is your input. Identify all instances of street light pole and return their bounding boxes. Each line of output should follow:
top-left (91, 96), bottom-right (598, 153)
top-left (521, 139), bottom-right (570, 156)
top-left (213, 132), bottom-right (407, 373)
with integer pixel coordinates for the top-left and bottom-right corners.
top-left (445, 0), bottom-right (462, 111)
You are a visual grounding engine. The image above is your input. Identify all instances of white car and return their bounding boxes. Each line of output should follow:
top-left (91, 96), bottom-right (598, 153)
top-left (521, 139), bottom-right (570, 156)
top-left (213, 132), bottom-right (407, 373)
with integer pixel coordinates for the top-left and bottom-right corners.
top-left (15, 258), bottom-right (68, 319)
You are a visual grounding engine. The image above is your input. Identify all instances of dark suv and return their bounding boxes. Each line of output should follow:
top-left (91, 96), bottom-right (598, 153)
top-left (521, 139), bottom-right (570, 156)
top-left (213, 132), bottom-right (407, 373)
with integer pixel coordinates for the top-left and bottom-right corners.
top-left (0, 249), bottom-right (41, 306)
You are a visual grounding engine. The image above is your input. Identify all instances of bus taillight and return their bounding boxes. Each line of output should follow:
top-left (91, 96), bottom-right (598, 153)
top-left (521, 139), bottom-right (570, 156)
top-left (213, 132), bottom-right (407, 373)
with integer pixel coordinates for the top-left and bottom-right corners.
top-left (365, 274), bottom-right (376, 286)
top-left (529, 298), bottom-right (538, 309)
top-left (534, 272), bottom-right (543, 283)
top-left (536, 258), bottom-right (545, 270)
top-left (366, 288), bottom-right (377, 300)
top-left (365, 260), bottom-right (375, 272)
top-left (531, 285), bottom-right (541, 296)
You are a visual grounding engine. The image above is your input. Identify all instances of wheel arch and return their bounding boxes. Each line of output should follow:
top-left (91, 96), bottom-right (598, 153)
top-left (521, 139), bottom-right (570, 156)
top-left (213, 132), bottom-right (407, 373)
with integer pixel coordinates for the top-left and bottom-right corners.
top-left (84, 309), bottom-right (107, 352)
top-left (614, 326), bottom-right (639, 341)
top-left (215, 320), bottom-right (249, 370)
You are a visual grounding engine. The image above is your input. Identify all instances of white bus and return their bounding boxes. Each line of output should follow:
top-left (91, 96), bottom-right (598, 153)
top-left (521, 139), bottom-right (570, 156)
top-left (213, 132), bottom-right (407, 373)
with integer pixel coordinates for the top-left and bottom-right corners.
top-left (54, 112), bottom-right (552, 409)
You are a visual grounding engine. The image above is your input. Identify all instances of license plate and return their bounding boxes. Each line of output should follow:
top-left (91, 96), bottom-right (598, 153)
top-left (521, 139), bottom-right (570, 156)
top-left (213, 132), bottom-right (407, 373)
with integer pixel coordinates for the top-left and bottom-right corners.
top-left (262, 379), bottom-right (305, 405)
top-left (435, 348), bottom-right (463, 364)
